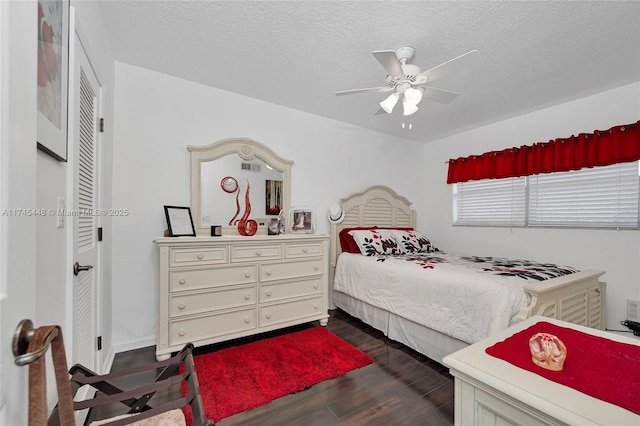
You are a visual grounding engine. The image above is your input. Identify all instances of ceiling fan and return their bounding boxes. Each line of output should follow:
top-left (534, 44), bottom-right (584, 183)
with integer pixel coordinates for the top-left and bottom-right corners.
top-left (335, 47), bottom-right (481, 117)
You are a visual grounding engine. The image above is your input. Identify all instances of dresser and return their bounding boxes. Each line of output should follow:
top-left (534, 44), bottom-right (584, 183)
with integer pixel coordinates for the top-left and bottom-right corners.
top-left (442, 316), bottom-right (639, 426)
top-left (154, 234), bottom-right (330, 360)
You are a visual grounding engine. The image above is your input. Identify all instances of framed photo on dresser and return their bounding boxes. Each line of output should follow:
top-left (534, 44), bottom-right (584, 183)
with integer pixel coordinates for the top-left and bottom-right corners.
top-left (290, 207), bottom-right (315, 234)
top-left (164, 205), bottom-right (196, 237)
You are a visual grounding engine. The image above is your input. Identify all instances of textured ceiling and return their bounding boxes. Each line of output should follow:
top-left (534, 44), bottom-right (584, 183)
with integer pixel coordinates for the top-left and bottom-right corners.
top-left (98, 1), bottom-right (640, 143)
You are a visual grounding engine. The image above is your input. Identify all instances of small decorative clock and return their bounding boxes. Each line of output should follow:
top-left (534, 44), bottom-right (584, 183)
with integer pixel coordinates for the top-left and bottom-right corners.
top-left (220, 176), bottom-right (238, 193)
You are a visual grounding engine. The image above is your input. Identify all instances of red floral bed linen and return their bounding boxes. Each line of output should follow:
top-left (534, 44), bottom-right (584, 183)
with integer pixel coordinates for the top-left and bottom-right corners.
top-left (333, 251), bottom-right (578, 344)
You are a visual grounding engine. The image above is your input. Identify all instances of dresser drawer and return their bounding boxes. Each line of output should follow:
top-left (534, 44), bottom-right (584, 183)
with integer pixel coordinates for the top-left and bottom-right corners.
top-left (169, 308), bottom-right (256, 346)
top-left (170, 246), bottom-right (228, 267)
top-left (259, 296), bottom-right (323, 327)
top-left (169, 285), bottom-right (256, 318)
top-left (170, 264), bottom-right (256, 292)
top-left (231, 244), bottom-right (282, 262)
top-left (285, 241), bottom-right (324, 258)
top-left (260, 259), bottom-right (322, 282)
top-left (260, 277), bottom-right (322, 302)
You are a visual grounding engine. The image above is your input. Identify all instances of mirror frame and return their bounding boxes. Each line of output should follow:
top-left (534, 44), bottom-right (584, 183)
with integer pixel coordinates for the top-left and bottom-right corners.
top-left (188, 138), bottom-right (293, 236)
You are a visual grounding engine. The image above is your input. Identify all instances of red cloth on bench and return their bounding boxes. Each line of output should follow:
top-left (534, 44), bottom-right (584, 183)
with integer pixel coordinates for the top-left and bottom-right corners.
top-left (485, 321), bottom-right (640, 415)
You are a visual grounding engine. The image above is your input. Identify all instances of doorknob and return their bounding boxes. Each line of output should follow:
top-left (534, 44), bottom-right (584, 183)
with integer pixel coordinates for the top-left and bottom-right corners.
top-left (73, 261), bottom-right (93, 276)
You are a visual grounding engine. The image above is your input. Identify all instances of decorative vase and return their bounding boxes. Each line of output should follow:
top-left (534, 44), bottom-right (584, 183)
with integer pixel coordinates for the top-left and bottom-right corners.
top-left (229, 190), bottom-right (241, 226)
top-left (237, 181), bottom-right (258, 236)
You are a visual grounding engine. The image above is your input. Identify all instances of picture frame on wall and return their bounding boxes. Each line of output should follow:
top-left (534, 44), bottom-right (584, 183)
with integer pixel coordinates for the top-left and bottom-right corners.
top-left (290, 207), bottom-right (315, 234)
top-left (164, 206), bottom-right (196, 237)
top-left (36, 0), bottom-right (70, 162)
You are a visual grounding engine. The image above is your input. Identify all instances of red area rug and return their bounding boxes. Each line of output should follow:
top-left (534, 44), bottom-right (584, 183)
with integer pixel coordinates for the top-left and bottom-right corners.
top-left (182, 327), bottom-right (373, 423)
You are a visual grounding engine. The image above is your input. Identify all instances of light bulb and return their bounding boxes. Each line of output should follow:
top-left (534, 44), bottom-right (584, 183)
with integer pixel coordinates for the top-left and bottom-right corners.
top-left (403, 101), bottom-right (419, 116)
top-left (380, 93), bottom-right (399, 113)
top-left (404, 87), bottom-right (423, 105)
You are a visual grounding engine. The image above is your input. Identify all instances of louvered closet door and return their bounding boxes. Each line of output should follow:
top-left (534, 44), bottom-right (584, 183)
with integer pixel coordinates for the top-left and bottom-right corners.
top-left (72, 31), bottom-right (101, 372)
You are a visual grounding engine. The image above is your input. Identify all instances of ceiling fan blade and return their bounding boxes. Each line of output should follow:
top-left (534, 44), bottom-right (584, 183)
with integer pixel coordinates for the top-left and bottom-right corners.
top-left (415, 86), bottom-right (459, 104)
top-left (372, 50), bottom-right (404, 80)
top-left (334, 86), bottom-right (393, 96)
top-left (415, 50), bottom-right (481, 84)
top-left (374, 107), bottom-right (388, 115)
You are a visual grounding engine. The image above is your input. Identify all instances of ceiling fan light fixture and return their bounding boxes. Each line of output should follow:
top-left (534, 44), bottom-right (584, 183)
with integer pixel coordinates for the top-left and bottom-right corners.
top-left (404, 87), bottom-right (423, 106)
top-left (380, 93), bottom-right (399, 113)
top-left (403, 101), bottom-right (419, 116)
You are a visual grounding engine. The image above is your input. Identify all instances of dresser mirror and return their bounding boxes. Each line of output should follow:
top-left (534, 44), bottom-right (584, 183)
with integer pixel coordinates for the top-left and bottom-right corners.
top-left (188, 138), bottom-right (293, 236)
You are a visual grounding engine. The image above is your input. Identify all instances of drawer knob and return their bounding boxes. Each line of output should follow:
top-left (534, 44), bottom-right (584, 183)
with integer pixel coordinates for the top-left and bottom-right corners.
top-left (266, 270), bottom-right (272, 276)
top-left (244, 294), bottom-right (251, 300)
top-left (266, 313), bottom-right (272, 319)
top-left (178, 304), bottom-right (185, 310)
top-left (313, 284), bottom-right (318, 289)
top-left (244, 317), bottom-right (251, 324)
top-left (197, 254), bottom-right (204, 259)
top-left (303, 248), bottom-right (308, 253)
top-left (266, 291), bottom-right (272, 297)
top-left (256, 251), bottom-right (262, 256)
top-left (178, 330), bottom-right (185, 336)
top-left (313, 265), bottom-right (319, 271)
top-left (244, 272), bottom-right (251, 278)
top-left (313, 304), bottom-right (319, 310)
top-left (178, 279), bottom-right (186, 285)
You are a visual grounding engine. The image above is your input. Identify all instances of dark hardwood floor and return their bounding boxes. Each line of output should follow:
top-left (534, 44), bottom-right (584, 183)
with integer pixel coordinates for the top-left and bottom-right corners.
top-left (86, 309), bottom-right (454, 425)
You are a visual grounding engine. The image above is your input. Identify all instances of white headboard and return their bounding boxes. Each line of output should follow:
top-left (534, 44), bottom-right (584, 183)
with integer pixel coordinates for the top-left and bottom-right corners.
top-left (329, 185), bottom-right (416, 304)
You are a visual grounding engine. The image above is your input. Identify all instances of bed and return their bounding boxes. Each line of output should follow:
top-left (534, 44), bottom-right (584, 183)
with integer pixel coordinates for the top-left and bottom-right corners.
top-left (329, 185), bottom-right (606, 363)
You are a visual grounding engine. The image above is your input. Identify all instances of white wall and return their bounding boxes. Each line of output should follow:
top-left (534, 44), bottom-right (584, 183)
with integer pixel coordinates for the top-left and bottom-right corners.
top-left (0, 2), bottom-right (114, 423)
top-left (110, 62), bottom-right (424, 351)
top-left (422, 82), bottom-right (640, 331)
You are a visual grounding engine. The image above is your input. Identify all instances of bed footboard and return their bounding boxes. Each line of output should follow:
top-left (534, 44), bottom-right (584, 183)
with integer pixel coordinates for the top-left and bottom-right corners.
top-left (517, 270), bottom-right (606, 330)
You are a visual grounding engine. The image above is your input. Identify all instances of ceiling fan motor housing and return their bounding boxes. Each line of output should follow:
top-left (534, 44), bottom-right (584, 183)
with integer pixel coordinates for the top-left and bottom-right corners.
top-left (386, 63), bottom-right (422, 87)
top-left (395, 46), bottom-right (416, 64)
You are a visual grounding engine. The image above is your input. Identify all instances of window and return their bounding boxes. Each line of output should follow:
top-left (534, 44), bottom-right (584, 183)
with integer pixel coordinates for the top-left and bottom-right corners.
top-left (453, 161), bottom-right (640, 229)
top-left (453, 177), bottom-right (526, 226)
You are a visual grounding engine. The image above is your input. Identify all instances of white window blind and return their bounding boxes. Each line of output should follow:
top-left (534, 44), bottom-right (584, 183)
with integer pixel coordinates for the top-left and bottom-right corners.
top-left (528, 161), bottom-right (639, 228)
top-left (453, 161), bottom-right (640, 229)
top-left (454, 177), bottom-right (526, 226)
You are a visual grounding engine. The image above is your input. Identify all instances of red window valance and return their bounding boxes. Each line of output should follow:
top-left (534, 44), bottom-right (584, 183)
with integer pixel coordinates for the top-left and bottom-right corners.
top-left (447, 120), bottom-right (640, 184)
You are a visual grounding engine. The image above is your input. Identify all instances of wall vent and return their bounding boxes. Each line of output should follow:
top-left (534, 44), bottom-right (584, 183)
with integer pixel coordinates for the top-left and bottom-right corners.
top-left (628, 299), bottom-right (640, 322)
top-left (241, 162), bottom-right (261, 172)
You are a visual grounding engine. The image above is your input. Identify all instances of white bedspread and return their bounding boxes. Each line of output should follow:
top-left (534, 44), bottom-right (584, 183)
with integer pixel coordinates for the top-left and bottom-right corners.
top-left (333, 252), bottom-right (562, 344)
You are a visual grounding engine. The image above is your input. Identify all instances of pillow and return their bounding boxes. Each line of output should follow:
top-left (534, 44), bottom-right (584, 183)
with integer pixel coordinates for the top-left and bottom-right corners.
top-left (338, 227), bottom-right (377, 253)
top-left (348, 229), bottom-right (402, 256)
top-left (390, 229), bottom-right (436, 253)
top-left (338, 227), bottom-right (415, 253)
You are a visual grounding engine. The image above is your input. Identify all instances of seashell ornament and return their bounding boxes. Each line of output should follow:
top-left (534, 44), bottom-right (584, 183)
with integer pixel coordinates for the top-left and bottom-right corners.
top-left (529, 332), bottom-right (567, 371)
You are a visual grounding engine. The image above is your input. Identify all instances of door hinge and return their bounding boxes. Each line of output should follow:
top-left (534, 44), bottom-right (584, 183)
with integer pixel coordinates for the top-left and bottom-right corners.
top-left (97, 227), bottom-right (103, 242)
top-left (97, 336), bottom-right (102, 351)
top-left (99, 118), bottom-right (104, 133)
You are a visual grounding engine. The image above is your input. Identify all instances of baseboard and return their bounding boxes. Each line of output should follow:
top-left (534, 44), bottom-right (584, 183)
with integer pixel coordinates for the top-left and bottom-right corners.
top-left (112, 337), bottom-right (157, 357)
top-left (100, 345), bottom-right (116, 374)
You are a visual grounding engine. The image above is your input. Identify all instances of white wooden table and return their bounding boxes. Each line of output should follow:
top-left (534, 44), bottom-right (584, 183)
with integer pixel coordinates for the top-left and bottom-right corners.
top-left (442, 316), bottom-right (640, 426)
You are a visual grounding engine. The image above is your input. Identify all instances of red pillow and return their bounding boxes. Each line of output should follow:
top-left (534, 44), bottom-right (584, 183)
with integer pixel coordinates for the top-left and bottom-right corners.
top-left (339, 227), bottom-right (376, 253)
top-left (338, 227), bottom-right (414, 253)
